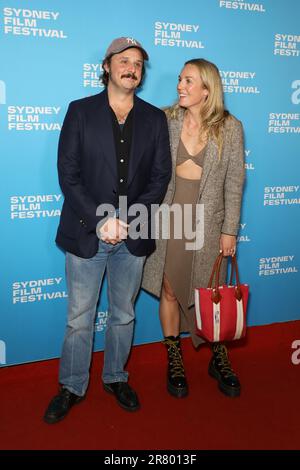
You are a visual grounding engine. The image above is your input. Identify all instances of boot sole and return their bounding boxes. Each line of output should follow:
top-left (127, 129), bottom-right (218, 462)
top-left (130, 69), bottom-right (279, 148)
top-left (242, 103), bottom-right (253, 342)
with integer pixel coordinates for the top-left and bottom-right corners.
top-left (208, 364), bottom-right (240, 398)
top-left (167, 381), bottom-right (189, 398)
top-left (103, 383), bottom-right (140, 412)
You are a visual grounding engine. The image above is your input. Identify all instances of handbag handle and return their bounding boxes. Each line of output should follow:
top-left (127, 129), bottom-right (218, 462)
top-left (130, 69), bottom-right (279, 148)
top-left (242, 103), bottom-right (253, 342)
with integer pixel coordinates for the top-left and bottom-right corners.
top-left (208, 253), bottom-right (243, 304)
top-left (207, 253), bottom-right (223, 288)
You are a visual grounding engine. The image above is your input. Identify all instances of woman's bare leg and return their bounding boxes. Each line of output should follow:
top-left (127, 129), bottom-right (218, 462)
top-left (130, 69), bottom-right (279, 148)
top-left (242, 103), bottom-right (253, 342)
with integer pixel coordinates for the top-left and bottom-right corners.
top-left (159, 273), bottom-right (180, 337)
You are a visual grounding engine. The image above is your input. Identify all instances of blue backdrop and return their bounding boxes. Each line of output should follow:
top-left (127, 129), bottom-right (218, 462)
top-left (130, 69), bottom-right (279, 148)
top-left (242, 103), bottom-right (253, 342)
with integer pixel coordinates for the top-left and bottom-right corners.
top-left (1, 0), bottom-right (299, 366)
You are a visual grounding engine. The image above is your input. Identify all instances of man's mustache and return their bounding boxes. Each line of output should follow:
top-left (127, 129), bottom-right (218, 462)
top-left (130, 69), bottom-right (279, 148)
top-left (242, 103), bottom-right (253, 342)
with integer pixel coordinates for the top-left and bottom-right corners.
top-left (121, 73), bottom-right (138, 80)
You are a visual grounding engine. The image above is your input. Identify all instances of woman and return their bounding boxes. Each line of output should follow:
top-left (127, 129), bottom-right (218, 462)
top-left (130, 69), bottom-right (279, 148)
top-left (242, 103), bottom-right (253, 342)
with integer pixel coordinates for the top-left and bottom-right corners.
top-left (142, 59), bottom-right (245, 398)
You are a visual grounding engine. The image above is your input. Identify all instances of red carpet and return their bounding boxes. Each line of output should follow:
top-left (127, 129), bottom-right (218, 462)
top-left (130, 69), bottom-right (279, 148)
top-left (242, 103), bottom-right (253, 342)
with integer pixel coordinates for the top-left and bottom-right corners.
top-left (1, 321), bottom-right (300, 450)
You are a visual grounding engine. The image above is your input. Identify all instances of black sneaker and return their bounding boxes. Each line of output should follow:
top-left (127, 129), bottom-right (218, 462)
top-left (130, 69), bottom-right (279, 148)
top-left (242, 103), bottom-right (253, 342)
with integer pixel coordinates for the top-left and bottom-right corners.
top-left (208, 344), bottom-right (240, 397)
top-left (43, 387), bottom-right (84, 424)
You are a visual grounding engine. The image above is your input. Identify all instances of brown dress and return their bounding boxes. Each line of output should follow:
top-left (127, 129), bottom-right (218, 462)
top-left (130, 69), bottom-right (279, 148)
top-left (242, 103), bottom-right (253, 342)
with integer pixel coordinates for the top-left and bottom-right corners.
top-left (164, 139), bottom-right (206, 347)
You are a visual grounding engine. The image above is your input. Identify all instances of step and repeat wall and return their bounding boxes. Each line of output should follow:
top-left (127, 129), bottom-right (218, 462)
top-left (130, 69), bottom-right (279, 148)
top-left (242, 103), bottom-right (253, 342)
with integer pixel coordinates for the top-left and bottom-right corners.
top-left (1, 0), bottom-right (299, 366)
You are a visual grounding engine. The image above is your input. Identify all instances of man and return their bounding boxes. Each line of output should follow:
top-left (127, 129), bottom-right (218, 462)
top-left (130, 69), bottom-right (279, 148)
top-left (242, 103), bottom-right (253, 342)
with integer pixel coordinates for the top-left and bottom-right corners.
top-left (44, 37), bottom-right (171, 423)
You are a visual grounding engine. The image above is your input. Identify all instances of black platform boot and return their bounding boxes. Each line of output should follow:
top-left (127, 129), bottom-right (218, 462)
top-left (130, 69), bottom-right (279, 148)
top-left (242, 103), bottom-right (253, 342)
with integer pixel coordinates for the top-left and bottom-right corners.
top-left (162, 336), bottom-right (188, 398)
top-left (208, 343), bottom-right (241, 397)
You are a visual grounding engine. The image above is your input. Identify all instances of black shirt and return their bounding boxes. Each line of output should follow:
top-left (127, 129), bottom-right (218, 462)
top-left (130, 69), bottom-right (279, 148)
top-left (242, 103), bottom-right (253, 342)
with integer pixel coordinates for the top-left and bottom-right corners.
top-left (110, 106), bottom-right (134, 200)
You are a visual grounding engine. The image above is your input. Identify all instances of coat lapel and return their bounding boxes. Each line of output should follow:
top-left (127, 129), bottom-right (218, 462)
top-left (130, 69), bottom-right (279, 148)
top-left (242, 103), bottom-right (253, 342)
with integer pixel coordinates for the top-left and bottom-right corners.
top-left (197, 137), bottom-right (218, 199)
top-left (168, 108), bottom-right (184, 192)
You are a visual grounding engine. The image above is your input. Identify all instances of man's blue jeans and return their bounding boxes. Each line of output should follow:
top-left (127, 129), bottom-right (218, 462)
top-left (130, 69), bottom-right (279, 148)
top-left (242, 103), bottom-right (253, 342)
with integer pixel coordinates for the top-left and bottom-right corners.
top-left (59, 240), bottom-right (145, 397)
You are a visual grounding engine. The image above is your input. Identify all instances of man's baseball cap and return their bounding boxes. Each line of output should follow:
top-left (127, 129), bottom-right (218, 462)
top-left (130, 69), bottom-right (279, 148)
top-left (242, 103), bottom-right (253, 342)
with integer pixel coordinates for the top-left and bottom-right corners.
top-left (104, 37), bottom-right (149, 61)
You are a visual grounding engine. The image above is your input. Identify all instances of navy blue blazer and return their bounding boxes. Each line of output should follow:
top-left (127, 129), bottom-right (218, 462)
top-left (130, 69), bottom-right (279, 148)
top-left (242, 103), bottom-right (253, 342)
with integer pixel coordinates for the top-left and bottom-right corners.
top-left (56, 90), bottom-right (171, 258)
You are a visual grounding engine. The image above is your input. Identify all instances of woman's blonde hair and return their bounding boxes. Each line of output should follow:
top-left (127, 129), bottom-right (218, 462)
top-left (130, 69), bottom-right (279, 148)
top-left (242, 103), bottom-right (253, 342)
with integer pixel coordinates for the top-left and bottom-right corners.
top-left (166, 58), bottom-right (230, 155)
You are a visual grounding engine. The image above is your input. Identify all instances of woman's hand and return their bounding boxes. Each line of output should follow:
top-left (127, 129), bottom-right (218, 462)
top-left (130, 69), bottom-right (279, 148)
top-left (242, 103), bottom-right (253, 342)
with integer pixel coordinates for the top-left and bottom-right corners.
top-left (219, 233), bottom-right (236, 257)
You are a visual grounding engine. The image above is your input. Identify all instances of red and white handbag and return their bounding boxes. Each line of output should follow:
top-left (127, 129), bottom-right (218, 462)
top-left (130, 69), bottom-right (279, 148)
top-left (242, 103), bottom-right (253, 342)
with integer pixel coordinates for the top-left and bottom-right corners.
top-left (194, 253), bottom-right (249, 343)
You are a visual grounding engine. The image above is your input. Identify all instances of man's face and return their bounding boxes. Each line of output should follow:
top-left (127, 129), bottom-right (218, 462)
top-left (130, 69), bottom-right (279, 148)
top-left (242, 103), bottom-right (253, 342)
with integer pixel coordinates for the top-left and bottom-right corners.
top-left (104, 48), bottom-right (144, 92)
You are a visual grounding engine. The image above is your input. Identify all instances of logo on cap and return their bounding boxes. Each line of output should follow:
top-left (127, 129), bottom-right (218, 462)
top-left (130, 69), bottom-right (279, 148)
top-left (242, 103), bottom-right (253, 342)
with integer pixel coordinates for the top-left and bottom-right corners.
top-left (104, 36), bottom-right (149, 61)
top-left (126, 37), bottom-right (138, 45)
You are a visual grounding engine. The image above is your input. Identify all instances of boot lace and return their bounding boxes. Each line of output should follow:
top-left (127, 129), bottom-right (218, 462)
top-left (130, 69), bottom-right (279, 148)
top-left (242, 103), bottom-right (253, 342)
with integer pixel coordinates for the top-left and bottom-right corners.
top-left (213, 344), bottom-right (236, 379)
top-left (163, 338), bottom-right (185, 379)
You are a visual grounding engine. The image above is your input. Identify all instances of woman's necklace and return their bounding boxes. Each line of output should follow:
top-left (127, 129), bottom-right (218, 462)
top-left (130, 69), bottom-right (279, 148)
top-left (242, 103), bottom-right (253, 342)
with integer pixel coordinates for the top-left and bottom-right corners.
top-left (184, 122), bottom-right (206, 143)
top-left (183, 113), bottom-right (202, 136)
top-left (183, 116), bottom-right (208, 150)
top-left (185, 126), bottom-right (200, 137)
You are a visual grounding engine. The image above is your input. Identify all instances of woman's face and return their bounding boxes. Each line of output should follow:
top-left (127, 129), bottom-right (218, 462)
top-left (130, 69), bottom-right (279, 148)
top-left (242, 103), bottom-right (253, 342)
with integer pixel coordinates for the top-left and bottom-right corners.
top-left (177, 64), bottom-right (209, 110)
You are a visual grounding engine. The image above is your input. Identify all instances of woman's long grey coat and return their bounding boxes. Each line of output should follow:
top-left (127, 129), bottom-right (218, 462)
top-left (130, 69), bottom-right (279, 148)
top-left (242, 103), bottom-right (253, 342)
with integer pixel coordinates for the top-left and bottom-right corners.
top-left (142, 109), bottom-right (245, 315)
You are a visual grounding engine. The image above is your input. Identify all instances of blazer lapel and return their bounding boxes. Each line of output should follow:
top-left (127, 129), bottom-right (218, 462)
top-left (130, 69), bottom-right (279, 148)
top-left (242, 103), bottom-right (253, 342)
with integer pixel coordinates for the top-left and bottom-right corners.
top-left (127, 96), bottom-right (151, 187)
top-left (93, 91), bottom-right (118, 181)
